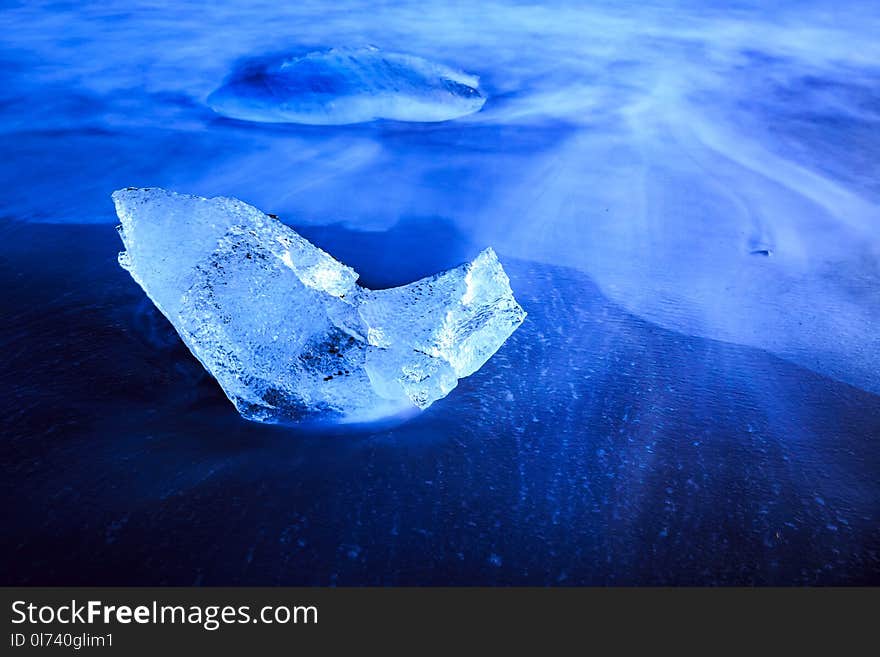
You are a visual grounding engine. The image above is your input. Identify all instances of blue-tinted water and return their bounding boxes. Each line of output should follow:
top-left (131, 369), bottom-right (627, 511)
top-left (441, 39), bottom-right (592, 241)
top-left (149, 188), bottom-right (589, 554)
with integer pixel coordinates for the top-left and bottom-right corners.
top-left (1, 1), bottom-right (879, 584)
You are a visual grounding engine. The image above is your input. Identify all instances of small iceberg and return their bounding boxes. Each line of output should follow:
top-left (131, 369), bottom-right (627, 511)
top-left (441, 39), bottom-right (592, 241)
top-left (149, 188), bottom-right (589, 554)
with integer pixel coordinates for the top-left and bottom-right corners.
top-left (207, 46), bottom-right (486, 125)
top-left (114, 188), bottom-right (525, 424)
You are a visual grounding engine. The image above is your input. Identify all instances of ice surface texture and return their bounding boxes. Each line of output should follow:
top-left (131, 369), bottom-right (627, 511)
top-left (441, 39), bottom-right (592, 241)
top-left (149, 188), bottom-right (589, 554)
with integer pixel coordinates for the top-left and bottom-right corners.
top-left (207, 46), bottom-right (486, 125)
top-left (114, 188), bottom-right (525, 424)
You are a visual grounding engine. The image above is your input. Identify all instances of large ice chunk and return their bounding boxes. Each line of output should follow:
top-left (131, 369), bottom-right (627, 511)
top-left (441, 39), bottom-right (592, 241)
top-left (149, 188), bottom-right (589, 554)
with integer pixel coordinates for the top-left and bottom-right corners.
top-left (113, 188), bottom-right (525, 424)
top-left (207, 46), bottom-right (486, 125)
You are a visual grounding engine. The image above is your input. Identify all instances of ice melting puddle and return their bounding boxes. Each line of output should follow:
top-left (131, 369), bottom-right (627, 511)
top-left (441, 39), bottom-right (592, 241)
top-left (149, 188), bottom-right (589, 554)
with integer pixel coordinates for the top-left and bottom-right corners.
top-left (207, 46), bottom-right (486, 125)
top-left (113, 188), bottom-right (524, 424)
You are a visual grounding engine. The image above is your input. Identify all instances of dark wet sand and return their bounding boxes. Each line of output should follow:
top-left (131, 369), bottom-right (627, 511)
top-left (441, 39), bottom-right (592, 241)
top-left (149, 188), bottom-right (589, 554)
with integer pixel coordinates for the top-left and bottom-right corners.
top-left (2, 219), bottom-right (878, 585)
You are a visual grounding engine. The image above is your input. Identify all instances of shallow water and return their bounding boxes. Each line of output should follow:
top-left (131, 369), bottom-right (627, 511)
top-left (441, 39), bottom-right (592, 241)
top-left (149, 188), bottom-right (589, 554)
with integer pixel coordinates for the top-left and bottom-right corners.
top-left (1, 0), bottom-right (879, 584)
